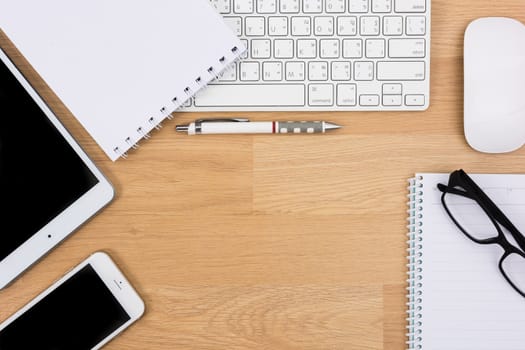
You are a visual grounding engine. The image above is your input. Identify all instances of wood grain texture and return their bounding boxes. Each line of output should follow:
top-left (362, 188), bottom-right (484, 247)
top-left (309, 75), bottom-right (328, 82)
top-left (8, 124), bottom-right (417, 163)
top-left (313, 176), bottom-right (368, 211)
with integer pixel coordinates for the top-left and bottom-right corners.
top-left (1, 1), bottom-right (525, 349)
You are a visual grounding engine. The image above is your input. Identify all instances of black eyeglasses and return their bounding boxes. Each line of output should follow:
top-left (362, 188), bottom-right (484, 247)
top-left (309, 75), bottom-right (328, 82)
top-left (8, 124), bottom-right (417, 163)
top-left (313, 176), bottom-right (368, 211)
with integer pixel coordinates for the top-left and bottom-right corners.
top-left (437, 169), bottom-right (525, 298)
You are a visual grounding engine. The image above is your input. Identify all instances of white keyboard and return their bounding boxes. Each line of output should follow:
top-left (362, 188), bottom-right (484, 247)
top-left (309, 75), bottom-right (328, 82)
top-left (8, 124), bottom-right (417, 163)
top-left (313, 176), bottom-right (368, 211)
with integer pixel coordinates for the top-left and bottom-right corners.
top-left (186, 0), bottom-right (430, 111)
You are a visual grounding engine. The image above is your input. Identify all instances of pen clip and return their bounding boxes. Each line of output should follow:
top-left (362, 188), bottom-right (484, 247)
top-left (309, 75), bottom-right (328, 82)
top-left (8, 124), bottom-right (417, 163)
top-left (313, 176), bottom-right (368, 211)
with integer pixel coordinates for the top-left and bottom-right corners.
top-left (195, 118), bottom-right (250, 123)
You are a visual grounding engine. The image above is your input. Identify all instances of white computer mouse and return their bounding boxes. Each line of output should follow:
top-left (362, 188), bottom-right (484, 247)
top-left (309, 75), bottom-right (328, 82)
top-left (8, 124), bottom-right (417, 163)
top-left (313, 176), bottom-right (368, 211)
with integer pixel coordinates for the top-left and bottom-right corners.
top-left (464, 17), bottom-right (525, 153)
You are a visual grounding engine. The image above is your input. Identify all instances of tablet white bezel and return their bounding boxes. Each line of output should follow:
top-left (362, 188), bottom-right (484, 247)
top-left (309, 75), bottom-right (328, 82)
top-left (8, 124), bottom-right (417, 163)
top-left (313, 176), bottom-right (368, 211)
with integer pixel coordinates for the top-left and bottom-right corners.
top-left (0, 49), bottom-right (115, 289)
top-left (0, 252), bottom-right (145, 349)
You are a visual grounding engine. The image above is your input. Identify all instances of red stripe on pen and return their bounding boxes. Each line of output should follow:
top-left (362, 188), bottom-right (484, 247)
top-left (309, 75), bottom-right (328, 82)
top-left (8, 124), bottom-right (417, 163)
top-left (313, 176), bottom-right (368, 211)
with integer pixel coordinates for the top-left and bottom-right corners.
top-left (272, 121), bottom-right (276, 134)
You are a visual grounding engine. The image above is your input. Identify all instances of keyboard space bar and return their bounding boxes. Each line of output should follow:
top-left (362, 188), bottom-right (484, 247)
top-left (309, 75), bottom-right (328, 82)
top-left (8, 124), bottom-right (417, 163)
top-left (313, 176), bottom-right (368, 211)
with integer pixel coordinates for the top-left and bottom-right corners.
top-left (194, 84), bottom-right (306, 107)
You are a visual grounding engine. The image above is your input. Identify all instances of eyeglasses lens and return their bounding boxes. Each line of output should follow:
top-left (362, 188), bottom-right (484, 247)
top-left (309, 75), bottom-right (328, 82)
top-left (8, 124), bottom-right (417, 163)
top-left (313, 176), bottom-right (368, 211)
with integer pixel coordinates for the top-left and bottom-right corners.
top-left (442, 191), bottom-right (498, 240)
top-left (501, 253), bottom-right (525, 295)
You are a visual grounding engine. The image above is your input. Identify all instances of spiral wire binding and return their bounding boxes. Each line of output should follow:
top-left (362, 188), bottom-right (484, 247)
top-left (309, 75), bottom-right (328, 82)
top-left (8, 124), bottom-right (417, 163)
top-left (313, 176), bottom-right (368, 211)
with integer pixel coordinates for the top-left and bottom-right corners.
top-left (126, 137), bottom-right (140, 150)
top-left (406, 176), bottom-right (424, 349)
top-left (113, 146), bottom-right (128, 159)
top-left (114, 46), bottom-right (242, 159)
top-left (178, 46), bottom-right (246, 111)
top-left (160, 107), bottom-right (174, 121)
top-left (137, 127), bottom-right (151, 140)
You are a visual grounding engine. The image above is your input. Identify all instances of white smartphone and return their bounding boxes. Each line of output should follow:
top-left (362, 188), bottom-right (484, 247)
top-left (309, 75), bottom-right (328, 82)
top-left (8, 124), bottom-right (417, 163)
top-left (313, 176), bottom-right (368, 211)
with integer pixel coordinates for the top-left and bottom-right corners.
top-left (0, 252), bottom-right (145, 349)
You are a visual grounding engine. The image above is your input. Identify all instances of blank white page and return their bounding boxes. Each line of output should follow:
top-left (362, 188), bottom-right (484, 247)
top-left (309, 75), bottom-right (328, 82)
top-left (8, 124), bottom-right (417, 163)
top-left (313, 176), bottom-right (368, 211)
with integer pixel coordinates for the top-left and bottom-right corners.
top-left (0, 0), bottom-right (244, 160)
top-left (412, 173), bottom-right (525, 350)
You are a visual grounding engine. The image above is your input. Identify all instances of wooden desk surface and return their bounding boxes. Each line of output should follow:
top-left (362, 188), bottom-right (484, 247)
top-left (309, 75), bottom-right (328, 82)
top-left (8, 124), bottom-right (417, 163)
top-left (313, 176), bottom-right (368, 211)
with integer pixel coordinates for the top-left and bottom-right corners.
top-left (1, 1), bottom-right (525, 349)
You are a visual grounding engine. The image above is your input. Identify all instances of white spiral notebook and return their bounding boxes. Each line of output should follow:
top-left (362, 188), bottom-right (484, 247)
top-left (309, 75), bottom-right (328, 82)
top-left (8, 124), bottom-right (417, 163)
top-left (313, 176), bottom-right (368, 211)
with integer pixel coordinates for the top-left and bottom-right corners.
top-left (407, 173), bottom-right (525, 350)
top-left (0, 0), bottom-right (244, 160)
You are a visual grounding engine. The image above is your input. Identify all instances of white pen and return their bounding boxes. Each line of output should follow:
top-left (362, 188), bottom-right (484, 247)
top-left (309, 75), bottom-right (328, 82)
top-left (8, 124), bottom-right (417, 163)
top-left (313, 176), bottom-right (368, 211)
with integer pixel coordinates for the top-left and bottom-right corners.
top-left (175, 118), bottom-right (342, 135)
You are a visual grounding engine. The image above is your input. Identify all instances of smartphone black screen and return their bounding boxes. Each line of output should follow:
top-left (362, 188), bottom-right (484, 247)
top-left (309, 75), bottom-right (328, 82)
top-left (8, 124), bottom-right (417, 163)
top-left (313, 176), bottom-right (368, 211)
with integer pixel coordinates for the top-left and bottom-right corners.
top-left (0, 53), bottom-right (99, 261)
top-left (0, 264), bottom-right (131, 349)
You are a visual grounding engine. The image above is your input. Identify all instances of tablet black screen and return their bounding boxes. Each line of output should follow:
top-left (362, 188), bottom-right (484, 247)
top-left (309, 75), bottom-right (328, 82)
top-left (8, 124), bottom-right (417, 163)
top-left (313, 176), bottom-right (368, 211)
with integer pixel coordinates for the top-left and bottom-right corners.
top-left (0, 54), bottom-right (99, 261)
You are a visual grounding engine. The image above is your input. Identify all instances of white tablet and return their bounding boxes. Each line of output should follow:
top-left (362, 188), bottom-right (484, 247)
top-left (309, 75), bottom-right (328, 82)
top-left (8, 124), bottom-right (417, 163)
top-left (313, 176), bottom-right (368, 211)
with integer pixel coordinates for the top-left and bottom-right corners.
top-left (0, 48), bottom-right (114, 289)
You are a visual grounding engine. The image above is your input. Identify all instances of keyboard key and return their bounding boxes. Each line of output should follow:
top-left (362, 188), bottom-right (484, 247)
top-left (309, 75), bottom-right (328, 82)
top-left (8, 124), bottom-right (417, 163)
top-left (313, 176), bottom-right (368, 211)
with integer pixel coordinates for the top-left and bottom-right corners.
top-left (245, 16), bottom-right (265, 36)
top-left (337, 84), bottom-right (357, 105)
top-left (331, 61), bottom-right (351, 80)
top-left (291, 17), bottom-right (312, 36)
top-left (377, 61), bottom-right (425, 80)
top-left (263, 62), bottom-right (283, 80)
top-left (234, 0), bottom-right (254, 13)
top-left (337, 17), bottom-right (357, 36)
top-left (405, 94), bottom-right (425, 106)
top-left (354, 61), bottom-right (374, 80)
top-left (308, 61), bottom-right (329, 80)
top-left (183, 98), bottom-right (192, 108)
top-left (217, 63), bottom-right (238, 81)
top-left (240, 62), bottom-right (260, 80)
top-left (314, 16), bottom-right (335, 36)
top-left (257, 0), bottom-right (277, 13)
top-left (268, 16), bottom-right (289, 36)
top-left (285, 62), bottom-right (306, 81)
top-left (223, 17), bottom-right (243, 36)
top-left (274, 39), bottom-right (294, 58)
top-left (372, 0), bottom-right (392, 13)
top-left (320, 39), bottom-right (340, 58)
top-left (211, 0), bottom-right (231, 13)
top-left (326, 0), bottom-right (345, 13)
top-left (194, 84), bottom-right (306, 106)
top-left (382, 83), bottom-right (402, 94)
top-left (388, 38), bottom-right (425, 58)
top-left (303, 0), bottom-right (323, 13)
top-left (406, 16), bottom-right (426, 35)
top-left (280, 0), bottom-right (300, 13)
top-left (240, 39), bottom-right (249, 58)
top-left (394, 0), bottom-right (426, 13)
top-left (382, 94), bottom-right (402, 106)
top-left (251, 39), bottom-right (271, 58)
top-left (366, 39), bottom-right (385, 58)
top-left (383, 16), bottom-right (403, 35)
top-left (360, 94), bottom-right (380, 106)
top-left (309, 84), bottom-right (334, 106)
top-left (342, 39), bottom-right (363, 58)
top-left (349, 0), bottom-right (369, 13)
top-left (297, 39), bottom-right (317, 58)
top-left (360, 16), bottom-right (381, 36)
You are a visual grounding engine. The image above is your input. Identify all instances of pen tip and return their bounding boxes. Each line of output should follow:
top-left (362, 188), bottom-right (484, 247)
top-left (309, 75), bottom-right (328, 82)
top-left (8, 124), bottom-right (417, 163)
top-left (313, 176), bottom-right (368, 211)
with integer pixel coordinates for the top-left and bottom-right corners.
top-left (324, 122), bottom-right (342, 130)
top-left (175, 125), bottom-right (189, 132)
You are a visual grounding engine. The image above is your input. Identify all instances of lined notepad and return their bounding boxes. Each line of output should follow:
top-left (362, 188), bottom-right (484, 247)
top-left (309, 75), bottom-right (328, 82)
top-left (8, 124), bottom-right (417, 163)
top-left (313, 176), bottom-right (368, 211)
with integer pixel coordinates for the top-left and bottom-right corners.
top-left (407, 173), bottom-right (525, 350)
top-left (0, 0), bottom-right (244, 160)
